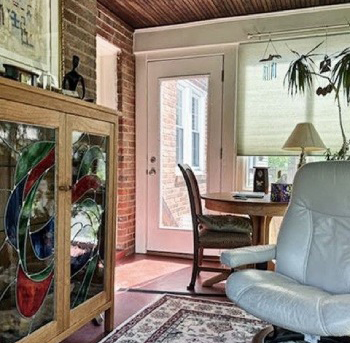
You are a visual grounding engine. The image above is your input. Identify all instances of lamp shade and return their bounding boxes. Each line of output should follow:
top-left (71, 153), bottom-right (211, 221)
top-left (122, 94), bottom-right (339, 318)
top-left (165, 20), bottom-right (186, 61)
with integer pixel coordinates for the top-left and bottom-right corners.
top-left (282, 122), bottom-right (326, 152)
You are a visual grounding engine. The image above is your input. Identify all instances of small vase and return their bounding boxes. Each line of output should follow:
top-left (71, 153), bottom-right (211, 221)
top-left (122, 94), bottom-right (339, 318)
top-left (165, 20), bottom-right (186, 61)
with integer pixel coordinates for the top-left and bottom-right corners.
top-left (253, 167), bottom-right (269, 194)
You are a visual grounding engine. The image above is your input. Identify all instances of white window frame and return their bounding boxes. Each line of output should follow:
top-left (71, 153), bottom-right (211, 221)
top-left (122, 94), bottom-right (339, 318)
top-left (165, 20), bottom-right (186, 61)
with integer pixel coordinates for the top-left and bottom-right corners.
top-left (236, 155), bottom-right (325, 191)
top-left (176, 83), bottom-right (185, 165)
top-left (237, 156), bottom-right (268, 190)
top-left (176, 80), bottom-right (206, 174)
top-left (96, 35), bottom-right (121, 110)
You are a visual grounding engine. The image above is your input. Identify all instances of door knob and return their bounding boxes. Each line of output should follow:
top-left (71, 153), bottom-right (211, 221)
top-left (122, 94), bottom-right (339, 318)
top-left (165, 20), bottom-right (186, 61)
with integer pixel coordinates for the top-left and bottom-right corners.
top-left (150, 156), bottom-right (156, 163)
top-left (148, 168), bottom-right (156, 175)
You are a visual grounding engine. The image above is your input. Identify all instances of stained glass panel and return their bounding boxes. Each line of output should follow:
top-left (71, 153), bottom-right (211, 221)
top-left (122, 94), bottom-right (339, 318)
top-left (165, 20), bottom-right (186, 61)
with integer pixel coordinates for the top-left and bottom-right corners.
top-left (70, 132), bottom-right (107, 309)
top-left (0, 122), bottom-right (56, 343)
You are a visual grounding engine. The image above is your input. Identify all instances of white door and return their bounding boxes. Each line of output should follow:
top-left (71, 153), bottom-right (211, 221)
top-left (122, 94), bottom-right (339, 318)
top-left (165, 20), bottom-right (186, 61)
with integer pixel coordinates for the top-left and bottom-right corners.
top-left (147, 56), bottom-right (224, 254)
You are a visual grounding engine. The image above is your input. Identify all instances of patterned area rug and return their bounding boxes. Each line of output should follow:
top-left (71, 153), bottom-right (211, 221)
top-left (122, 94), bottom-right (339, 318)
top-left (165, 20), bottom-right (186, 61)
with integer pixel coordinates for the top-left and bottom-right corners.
top-left (101, 295), bottom-right (268, 343)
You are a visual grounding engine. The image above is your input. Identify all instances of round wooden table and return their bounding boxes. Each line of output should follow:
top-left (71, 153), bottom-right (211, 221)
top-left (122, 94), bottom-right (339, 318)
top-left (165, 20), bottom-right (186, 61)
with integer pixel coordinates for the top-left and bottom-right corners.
top-left (201, 192), bottom-right (288, 245)
top-left (200, 193), bottom-right (288, 286)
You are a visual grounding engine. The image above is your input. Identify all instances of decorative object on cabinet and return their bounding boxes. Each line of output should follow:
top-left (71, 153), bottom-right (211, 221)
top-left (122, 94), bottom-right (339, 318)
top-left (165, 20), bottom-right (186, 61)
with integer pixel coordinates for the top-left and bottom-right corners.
top-left (0, 77), bottom-right (118, 343)
top-left (62, 56), bottom-right (86, 100)
top-left (0, 0), bottom-right (60, 88)
top-left (3, 64), bottom-right (39, 86)
top-left (282, 122), bottom-right (326, 168)
top-left (253, 166), bottom-right (269, 194)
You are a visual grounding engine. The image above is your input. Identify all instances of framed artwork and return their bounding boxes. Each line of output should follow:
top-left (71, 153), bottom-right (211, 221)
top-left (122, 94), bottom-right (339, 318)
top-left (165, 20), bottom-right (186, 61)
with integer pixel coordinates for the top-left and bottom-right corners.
top-left (0, 0), bottom-right (60, 87)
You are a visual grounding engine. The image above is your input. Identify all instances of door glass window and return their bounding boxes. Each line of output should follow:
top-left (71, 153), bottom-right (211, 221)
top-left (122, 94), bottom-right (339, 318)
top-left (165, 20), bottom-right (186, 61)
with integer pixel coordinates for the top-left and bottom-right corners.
top-left (160, 77), bottom-right (208, 229)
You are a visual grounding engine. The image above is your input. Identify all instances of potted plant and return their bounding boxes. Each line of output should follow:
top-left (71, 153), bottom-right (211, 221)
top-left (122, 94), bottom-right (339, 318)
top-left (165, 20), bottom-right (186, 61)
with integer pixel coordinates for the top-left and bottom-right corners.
top-left (284, 42), bottom-right (350, 160)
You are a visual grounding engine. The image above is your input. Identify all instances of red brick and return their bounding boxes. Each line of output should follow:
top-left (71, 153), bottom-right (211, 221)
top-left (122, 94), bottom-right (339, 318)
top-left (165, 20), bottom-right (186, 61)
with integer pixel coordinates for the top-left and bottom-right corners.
top-left (63, 0), bottom-right (135, 255)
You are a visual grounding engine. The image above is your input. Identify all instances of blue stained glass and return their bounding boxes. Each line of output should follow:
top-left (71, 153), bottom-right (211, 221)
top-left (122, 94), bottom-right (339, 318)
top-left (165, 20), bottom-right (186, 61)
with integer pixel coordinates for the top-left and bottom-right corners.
top-left (5, 177), bottom-right (26, 248)
top-left (30, 218), bottom-right (55, 259)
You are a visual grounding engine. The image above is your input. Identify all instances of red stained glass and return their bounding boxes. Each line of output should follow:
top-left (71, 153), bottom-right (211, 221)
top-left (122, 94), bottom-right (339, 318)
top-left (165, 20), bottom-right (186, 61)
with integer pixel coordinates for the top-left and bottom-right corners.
top-left (24, 148), bottom-right (55, 197)
top-left (16, 265), bottom-right (54, 318)
top-left (72, 175), bottom-right (101, 203)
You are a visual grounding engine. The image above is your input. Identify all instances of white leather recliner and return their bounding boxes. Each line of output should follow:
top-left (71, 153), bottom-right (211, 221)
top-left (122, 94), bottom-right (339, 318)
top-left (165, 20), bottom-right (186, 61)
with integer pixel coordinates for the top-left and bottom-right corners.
top-left (222, 161), bottom-right (350, 342)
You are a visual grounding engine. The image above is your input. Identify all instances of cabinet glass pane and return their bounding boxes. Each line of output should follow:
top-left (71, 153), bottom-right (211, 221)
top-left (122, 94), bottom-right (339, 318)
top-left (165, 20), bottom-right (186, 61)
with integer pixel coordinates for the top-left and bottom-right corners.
top-left (70, 132), bottom-right (107, 309)
top-left (0, 122), bottom-right (56, 343)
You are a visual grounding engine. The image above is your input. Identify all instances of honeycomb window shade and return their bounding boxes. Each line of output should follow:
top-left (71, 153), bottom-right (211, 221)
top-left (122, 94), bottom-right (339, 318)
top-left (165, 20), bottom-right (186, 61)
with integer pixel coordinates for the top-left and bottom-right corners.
top-left (236, 33), bottom-right (350, 156)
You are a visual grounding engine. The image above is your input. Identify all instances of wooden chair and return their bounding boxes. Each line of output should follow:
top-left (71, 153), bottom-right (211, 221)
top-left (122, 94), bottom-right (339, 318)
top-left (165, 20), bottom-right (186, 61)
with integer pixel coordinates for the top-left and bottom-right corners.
top-left (178, 164), bottom-right (253, 290)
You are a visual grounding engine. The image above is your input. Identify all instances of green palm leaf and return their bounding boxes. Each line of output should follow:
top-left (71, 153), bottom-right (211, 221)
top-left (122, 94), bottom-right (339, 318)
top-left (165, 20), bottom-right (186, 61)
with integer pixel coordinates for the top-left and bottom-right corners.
top-left (332, 50), bottom-right (350, 104)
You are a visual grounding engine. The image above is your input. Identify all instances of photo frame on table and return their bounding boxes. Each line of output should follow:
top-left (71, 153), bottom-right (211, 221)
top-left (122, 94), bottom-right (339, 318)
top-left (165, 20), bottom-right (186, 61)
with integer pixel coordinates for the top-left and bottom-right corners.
top-left (0, 0), bottom-right (61, 87)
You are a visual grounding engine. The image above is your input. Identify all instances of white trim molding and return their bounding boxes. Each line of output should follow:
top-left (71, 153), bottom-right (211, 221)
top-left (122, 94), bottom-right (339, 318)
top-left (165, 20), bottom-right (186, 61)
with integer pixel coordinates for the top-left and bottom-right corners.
top-left (134, 5), bottom-right (350, 53)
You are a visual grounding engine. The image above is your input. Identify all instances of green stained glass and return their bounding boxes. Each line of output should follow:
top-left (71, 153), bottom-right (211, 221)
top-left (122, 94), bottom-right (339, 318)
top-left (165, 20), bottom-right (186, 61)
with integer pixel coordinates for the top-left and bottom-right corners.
top-left (77, 146), bottom-right (105, 181)
top-left (70, 132), bottom-right (107, 309)
top-left (15, 142), bottom-right (55, 185)
top-left (28, 262), bottom-right (54, 282)
top-left (72, 255), bottom-right (98, 308)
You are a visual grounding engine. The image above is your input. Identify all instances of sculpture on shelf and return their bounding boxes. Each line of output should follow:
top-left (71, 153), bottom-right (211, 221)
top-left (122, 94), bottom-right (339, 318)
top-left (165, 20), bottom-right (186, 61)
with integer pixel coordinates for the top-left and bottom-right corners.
top-left (62, 55), bottom-right (86, 99)
top-left (284, 42), bottom-right (350, 160)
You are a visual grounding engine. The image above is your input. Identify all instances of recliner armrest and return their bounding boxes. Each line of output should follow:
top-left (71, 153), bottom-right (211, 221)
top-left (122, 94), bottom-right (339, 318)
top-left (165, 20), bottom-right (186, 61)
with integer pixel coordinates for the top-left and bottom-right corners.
top-left (221, 244), bottom-right (276, 268)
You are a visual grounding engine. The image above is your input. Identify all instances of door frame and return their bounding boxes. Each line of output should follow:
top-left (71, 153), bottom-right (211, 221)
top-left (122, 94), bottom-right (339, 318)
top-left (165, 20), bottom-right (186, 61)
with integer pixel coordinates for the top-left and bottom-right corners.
top-left (147, 56), bottom-right (223, 254)
top-left (135, 45), bottom-right (239, 253)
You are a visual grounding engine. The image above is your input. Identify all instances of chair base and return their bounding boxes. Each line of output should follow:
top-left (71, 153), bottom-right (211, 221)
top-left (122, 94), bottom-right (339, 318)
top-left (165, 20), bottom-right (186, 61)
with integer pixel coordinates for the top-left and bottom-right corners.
top-left (253, 326), bottom-right (350, 343)
top-left (187, 265), bottom-right (232, 291)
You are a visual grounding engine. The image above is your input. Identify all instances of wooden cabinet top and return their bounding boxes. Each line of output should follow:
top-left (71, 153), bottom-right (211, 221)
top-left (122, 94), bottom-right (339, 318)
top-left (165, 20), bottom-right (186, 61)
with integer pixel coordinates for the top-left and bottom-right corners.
top-left (0, 78), bottom-right (119, 124)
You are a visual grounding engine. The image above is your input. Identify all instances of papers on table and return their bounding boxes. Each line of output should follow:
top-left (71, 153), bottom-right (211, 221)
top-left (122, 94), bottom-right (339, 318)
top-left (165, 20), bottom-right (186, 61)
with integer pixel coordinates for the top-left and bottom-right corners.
top-left (232, 192), bottom-right (265, 199)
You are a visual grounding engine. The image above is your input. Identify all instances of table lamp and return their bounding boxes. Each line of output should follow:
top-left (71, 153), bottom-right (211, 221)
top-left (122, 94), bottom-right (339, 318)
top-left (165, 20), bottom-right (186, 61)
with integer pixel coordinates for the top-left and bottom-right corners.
top-left (282, 122), bottom-right (326, 169)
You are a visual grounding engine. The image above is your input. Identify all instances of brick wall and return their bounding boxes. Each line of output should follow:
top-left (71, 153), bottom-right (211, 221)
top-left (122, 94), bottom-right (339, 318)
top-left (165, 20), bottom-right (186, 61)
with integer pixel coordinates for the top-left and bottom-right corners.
top-left (96, 3), bottom-right (136, 255)
top-left (62, 0), bottom-right (97, 99)
top-left (62, 1), bottom-right (136, 255)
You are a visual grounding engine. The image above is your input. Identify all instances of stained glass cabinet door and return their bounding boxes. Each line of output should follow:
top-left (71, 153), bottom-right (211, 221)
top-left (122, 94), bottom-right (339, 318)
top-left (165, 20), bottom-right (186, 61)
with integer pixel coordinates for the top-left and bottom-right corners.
top-left (65, 115), bottom-right (115, 327)
top-left (0, 106), bottom-right (65, 343)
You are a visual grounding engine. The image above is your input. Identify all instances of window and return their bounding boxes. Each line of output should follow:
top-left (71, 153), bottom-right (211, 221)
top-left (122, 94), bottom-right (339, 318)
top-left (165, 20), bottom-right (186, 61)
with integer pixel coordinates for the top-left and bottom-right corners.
top-left (236, 33), bottom-right (350, 191)
top-left (176, 88), bottom-right (184, 165)
top-left (96, 36), bottom-right (120, 110)
top-left (237, 155), bottom-right (324, 191)
top-left (191, 96), bottom-right (200, 167)
top-left (236, 33), bottom-right (350, 156)
top-left (175, 81), bottom-right (206, 171)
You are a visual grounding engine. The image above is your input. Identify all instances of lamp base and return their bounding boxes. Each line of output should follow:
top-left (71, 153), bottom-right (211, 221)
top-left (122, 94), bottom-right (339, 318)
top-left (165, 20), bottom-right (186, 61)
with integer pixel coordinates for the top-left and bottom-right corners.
top-left (298, 147), bottom-right (306, 169)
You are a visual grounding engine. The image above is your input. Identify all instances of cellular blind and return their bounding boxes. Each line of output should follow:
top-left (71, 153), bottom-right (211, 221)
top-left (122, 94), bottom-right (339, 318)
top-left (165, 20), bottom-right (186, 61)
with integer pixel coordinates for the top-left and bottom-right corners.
top-left (236, 33), bottom-right (350, 156)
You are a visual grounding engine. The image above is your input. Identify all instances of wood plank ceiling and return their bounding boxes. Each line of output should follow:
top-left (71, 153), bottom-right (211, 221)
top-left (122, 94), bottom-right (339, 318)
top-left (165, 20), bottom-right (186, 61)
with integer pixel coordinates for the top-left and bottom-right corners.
top-left (99, 0), bottom-right (349, 29)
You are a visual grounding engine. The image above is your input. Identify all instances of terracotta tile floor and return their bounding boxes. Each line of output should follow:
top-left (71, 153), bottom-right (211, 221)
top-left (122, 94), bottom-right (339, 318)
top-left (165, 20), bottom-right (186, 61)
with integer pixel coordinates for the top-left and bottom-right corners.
top-left (63, 254), bottom-right (227, 343)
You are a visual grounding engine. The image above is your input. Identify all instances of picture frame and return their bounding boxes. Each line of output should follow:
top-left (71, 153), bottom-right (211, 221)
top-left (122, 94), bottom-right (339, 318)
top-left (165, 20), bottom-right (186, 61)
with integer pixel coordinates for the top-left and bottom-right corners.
top-left (0, 0), bottom-right (61, 87)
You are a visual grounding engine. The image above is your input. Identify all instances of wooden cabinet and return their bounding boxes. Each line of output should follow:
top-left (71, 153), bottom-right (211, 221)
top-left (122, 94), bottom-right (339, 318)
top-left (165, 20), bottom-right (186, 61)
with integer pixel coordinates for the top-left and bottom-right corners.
top-left (0, 79), bottom-right (117, 343)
